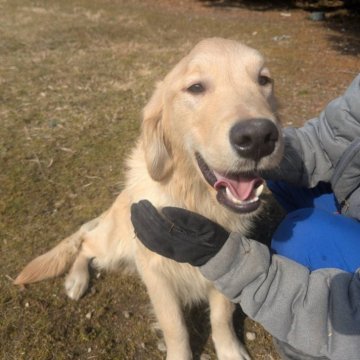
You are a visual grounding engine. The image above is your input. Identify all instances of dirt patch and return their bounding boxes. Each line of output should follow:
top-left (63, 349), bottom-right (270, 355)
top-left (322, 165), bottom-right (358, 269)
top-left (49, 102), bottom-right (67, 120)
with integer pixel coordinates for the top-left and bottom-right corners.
top-left (1, 0), bottom-right (359, 359)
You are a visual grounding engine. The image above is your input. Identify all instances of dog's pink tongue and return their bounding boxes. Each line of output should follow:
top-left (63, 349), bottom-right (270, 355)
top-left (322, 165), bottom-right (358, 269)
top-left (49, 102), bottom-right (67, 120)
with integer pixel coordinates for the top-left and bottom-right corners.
top-left (214, 172), bottom-right (263, 201)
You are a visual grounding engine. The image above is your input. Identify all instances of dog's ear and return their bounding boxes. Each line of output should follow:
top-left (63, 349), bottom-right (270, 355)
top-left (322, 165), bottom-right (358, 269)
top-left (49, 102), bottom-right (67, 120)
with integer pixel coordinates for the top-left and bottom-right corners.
top-left (142, 81), bottom-right (173, 181)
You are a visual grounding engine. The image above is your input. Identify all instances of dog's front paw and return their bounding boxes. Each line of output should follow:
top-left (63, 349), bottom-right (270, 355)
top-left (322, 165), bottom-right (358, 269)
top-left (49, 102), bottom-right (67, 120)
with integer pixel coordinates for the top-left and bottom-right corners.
top-left (215, 341), bottom-right (252, 360)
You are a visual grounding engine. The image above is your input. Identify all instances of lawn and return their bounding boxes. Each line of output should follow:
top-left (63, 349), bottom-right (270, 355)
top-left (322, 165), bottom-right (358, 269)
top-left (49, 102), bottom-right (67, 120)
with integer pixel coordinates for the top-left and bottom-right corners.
top-left (1, 0), bottom-right (359, 359)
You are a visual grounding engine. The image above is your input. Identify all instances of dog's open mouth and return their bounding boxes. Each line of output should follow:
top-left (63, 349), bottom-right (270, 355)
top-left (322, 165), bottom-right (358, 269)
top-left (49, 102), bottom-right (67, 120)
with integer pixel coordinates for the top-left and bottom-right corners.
top-left (195, 152), bottom-right (264, 213)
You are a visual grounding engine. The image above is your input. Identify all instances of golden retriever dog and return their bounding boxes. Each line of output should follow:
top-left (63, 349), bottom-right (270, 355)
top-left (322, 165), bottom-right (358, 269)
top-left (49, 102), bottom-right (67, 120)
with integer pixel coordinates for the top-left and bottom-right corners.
top-left (15, 38), bottom-right (283, 360)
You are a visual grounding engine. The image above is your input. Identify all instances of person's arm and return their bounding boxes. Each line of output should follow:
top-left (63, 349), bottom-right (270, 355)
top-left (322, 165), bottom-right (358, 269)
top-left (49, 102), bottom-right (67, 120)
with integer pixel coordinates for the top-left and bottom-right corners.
top-left (200, 233), bottom-right (360, 360)
top-left (131, 201), bottom-right (360, 360)
top-left (265, 74), bottom-right (360, 188)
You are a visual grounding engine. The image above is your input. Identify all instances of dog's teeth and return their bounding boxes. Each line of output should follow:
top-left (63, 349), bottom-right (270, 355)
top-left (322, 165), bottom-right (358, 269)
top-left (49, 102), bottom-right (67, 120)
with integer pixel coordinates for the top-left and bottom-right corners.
top-left (225, 187), bottom-right (242, 204)
top-left (225, 187), bottom-right (258, 205)
top-left (255, 184), bottom-right (264, 197)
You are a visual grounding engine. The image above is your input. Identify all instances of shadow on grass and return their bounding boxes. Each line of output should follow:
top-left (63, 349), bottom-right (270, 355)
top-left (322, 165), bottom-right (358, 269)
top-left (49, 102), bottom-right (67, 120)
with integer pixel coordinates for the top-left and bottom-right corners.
top-left (198, 0), bottom-right (360, 55)
top-left (326, 10), bottom-right (360, 56)
top-left (185, 302), bottom-right (248, 359)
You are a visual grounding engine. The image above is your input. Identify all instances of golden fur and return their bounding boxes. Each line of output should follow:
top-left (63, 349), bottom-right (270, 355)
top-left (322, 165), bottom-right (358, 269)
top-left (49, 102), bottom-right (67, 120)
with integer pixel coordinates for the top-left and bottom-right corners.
top-left (15, 38), bottom-right (283, 360)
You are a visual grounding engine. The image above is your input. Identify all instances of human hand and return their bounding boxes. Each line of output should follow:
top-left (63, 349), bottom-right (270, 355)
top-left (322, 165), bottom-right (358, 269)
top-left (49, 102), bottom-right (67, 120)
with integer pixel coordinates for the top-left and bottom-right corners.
top-left (130, 200), bottom-right (229, 266)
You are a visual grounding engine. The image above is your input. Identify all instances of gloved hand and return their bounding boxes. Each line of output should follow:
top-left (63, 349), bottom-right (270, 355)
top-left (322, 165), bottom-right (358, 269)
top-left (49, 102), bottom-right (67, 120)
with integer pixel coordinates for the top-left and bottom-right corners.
top-left (130, 200), bottom-right (229, 266)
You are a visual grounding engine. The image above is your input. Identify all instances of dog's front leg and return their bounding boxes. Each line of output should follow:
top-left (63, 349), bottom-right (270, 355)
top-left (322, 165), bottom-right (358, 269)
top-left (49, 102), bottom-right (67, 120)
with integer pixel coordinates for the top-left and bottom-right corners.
top-left (209, 288), bottom-right (251, 360)
top-left (138, 259), bottom-right (192, 360)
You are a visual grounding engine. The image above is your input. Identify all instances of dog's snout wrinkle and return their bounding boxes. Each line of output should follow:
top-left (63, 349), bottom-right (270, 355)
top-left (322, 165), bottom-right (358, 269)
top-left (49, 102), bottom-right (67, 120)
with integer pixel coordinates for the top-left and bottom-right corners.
top-left (229, 118), bottom-right (279, 160)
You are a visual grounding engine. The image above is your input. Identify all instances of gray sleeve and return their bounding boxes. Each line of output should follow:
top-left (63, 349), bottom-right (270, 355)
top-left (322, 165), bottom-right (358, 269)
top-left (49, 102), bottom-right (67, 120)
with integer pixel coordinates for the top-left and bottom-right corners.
top-left (267, 74), bottom-right (360, 188)
top-left (200, 233), bottom-right (360, 359)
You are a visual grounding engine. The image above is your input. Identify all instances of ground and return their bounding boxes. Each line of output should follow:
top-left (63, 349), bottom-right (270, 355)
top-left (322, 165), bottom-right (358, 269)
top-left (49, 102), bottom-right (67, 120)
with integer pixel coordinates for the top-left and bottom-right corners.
top-left (0, 0), bottom-right (359, 359)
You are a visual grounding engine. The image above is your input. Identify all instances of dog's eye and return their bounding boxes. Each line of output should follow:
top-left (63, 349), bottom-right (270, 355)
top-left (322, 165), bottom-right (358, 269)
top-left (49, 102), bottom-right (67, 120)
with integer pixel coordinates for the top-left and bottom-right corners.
top-left (258, 75), bottom-right (272, 86)
top-left (187, 83), bottom-right (205, 94)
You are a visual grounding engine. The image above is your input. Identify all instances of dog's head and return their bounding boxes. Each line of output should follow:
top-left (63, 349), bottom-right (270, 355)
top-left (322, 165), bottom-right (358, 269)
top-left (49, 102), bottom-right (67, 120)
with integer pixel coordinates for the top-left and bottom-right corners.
top-left (142, 38), bottom-right (283, 214)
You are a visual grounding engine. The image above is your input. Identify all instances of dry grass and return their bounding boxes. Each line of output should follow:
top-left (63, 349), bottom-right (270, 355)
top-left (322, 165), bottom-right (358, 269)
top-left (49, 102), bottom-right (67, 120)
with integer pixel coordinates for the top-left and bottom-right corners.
top-left (1, 0), bottom-right (359, 359)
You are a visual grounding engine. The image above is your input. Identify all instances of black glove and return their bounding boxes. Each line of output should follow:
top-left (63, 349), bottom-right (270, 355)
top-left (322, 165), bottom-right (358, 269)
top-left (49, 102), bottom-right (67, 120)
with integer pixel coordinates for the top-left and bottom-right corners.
top-left (130, 200), bottom-right (229, 266)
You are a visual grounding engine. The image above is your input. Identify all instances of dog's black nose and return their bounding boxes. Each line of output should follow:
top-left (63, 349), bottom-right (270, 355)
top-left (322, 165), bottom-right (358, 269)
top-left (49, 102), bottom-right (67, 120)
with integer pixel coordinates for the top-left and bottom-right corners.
top-left (229, 118), bottom-right (279, 160)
